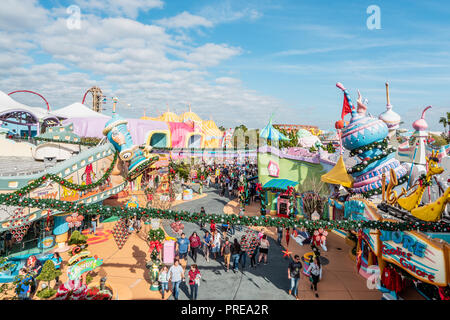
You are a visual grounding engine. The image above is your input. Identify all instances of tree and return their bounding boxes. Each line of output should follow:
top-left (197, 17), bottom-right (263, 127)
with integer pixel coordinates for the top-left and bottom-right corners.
top-left (36, 260), bottom-right (61, 299)
top-left (439, 112), bottom-right (450, 142)
top-left (218, 126), bottom-right (226, 131)
top-left (68, 230), bottom-right (87, 246)
top-left (234, 124), bottom-right (248, 132)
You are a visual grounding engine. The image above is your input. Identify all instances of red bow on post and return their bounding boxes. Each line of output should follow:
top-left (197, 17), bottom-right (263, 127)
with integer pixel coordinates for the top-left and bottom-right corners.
top-left (286, 186), bottom-right (294, 197)
top-left (149, 240), bottom-right (163, 252)
top-left (238, 186), bottom-right (245, 193)
top-left (255, 183), bottom-right (262, 192)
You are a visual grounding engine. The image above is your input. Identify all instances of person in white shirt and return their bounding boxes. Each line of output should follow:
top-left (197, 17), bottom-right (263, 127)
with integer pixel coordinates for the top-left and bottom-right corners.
top-left (168, 259), bottom-right (185, 300)
top-left (307, 256), bottom-right (322, 298)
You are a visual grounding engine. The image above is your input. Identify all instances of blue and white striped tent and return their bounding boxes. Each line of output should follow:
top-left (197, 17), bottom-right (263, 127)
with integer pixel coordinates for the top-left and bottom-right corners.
top-left (259, 117), bottom-right (290, 141)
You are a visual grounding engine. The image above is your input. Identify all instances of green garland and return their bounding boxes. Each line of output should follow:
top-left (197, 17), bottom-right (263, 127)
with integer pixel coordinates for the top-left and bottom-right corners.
top-left (12, 152), bottom-right (118, 196)
top-left (126, 156), bottom-right (159, 181)
top-left (417, 174), bottom-right (433, 187)
top-left (349, 147), bottom-right (397, 173)
top-left (0, 192), bottom-right (448, 233)
top-left (350, 138), bottom-right (388, 157)
top-left (148, 228), bottom-right (165, 242)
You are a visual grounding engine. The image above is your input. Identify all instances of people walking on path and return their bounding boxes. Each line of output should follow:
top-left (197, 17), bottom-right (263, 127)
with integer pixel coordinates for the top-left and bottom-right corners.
top-left (239, 235), bottom-right (248, 270)
top-left (189, 232), bottom-right (201, 263)
top-left (211, 230), bottom-right (221, 260)
top-left (258, 234), bottom-right (270, 265)
top-left (203, 231), bottom-right (212, 262)
top-left (168, 259), bottom-right (185, 300)
top-left (158, 265), bottom-right (170, 299)
top-left (307, 256), bottom-right (322, 298)
top-left (188, 264), bottom-right (202, 300)
top-left (221, 237), bottom-right (232, 272)
top-left (288, 255), bottom-right (302, 300)
top-left (231, 238), bottom-right (241, 273)
top-left (199, 207), bottom-right (206, 229)
top-left (277, 227), bottom-right (283, 246)
top-left (176, 233), bottom-right (190, 262)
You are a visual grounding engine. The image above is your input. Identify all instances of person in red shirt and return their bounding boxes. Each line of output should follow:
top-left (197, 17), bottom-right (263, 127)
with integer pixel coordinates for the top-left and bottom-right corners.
top-left (188, 264), bottom-right (201, 300)
top-left (189, 232), bottom-right (201, 263)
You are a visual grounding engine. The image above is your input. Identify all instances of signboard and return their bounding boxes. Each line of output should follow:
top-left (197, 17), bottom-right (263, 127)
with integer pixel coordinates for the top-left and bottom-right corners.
top-left (38, 236), bottom-right (55, 249)
top-left (362, 228), bottom-right (380, 255)
top-left (267, 160), bottom-right (279, 177)
top-left (380, 230), bottom-right (448, 286)
top-left (67, 257), bottom-right (103, 280)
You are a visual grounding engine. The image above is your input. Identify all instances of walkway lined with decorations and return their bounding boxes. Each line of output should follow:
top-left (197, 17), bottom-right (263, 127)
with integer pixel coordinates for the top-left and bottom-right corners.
top-left (13, 186), bottom-right (422, 300)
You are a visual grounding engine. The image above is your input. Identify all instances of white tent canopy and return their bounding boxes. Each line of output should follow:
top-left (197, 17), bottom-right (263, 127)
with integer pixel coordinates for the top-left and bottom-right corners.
top-left (52, 102), bottom-right (111, 119)
top-left (0, 90), bottom-right (58, 121)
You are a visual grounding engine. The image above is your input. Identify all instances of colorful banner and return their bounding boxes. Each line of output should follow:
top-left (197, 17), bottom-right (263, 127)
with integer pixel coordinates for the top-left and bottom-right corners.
top-left (380, 230), bottom-right (448, 286)
top-left (68, 257), bottom-right (103, 280)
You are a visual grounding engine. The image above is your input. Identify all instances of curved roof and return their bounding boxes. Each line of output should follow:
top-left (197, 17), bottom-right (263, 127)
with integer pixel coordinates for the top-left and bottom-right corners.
top-left (140, 116), bottom-right (160, 121)
top-left (259, 117), bottom-right (290, 141)
top-left (159, 111), bottom-right (180, 122)
top-left (202, 119), bottom-right (223, 138)
top-left (52, 102), bottom-right (111, 119)
top-left (181, 111), bottom-right (201, 123)
top-left (0, 90), bottom-right (58, 121)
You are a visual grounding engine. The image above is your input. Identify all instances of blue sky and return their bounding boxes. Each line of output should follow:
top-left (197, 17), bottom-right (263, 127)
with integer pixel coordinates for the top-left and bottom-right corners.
top-left (1, 0), bottom-right (449, 130)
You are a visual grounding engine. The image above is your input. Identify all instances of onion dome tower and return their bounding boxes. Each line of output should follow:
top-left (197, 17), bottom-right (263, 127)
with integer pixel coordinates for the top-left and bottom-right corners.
top-left (379, 82), bottom-right (401, 136)
top-left (336, 83), bottom-right (407, 197)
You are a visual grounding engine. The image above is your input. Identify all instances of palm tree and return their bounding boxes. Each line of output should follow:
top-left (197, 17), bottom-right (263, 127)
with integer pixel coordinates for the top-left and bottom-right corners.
top-left (439, 116), bottom-right (447, 132)
top-left (440, 112), bottom-right (450, 141)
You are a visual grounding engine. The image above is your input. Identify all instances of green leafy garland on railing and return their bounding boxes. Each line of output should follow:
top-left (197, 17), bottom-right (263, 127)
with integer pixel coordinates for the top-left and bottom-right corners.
top-left (148, 228), bottom-right (165, 242)
top-left (0, 192), bottom-right (448, 232)
top-left (349, 138), bottom-right (389, 157)
top-left (13, 152), bottom-right (118, 195)
top-left (348, 147), bottom-right (397, 173)
top-left (126, 156), bottom-right (159, 181)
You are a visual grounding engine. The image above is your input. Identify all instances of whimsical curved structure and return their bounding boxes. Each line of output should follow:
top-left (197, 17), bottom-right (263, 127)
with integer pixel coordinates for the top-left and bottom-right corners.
top-left (336, 83), bottom-right (407, 195)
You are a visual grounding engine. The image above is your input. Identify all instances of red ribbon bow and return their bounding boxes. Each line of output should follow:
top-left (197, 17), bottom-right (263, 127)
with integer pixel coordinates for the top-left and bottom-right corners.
top-left (149, 240), bottom-right (163, 252)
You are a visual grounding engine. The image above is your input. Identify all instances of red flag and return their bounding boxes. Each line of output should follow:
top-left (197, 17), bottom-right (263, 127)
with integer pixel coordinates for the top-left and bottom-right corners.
top-left (341, 94), bottom-right (352, 120)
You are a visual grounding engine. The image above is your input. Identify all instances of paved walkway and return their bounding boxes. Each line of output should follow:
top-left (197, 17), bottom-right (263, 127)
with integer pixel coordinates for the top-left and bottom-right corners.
top-left (163, 186), bottom-right (382, 300)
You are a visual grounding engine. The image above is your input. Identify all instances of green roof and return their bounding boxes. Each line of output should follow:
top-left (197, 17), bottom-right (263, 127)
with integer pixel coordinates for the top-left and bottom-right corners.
top-left (263, 179), bottom-right (298, 190)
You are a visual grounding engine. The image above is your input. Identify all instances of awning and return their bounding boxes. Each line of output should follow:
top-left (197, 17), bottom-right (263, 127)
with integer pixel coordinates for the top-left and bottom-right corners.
top-left (320, 155), bottom-right (354, 188)
top-left (263, 178), bottom-right (298, 190)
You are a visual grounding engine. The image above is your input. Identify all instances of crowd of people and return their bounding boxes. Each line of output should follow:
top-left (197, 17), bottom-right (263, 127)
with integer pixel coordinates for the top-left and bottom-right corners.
top-left (160, 221), bottom-right (277, 300)
top-left (199, 162), bottom-right (259, 202)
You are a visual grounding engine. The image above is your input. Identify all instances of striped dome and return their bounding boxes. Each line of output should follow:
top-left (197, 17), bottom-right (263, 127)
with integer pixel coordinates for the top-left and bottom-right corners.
top-left (181, 111), bottom-right (202, 123)
top-left (202, 119), bottom-right (223, 138)
top-left (159, 111), bottom-right (180, 122)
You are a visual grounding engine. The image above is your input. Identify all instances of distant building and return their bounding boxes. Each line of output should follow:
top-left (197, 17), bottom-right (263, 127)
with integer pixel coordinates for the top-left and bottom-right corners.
top-left (273, 124), bottom-right (319, 133)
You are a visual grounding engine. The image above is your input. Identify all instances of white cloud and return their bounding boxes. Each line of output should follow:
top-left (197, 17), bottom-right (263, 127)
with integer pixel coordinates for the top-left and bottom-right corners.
top-left (0, 0), bottom-right (49, 31)
top-left (0, 1), bottom-right (284, 129)
top-left (199, 0), bottom-right (263, 24)
top-left (155, 11), bottom-right (213, 29)
top-left (74, 0), bottom-right (164, 19)
top-left (183, 43), bottom-right (242, 67)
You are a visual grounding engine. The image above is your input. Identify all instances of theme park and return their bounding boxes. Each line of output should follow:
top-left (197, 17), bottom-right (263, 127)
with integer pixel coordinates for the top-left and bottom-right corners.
top-left (0, 0), bottom-right (449, 304)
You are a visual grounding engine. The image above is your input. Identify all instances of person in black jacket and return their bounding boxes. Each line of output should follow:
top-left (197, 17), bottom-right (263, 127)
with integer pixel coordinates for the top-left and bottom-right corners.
top-left (288, 255), bottom-right (302, 300)
top-left (231, 239), bottom-right (241, 273)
